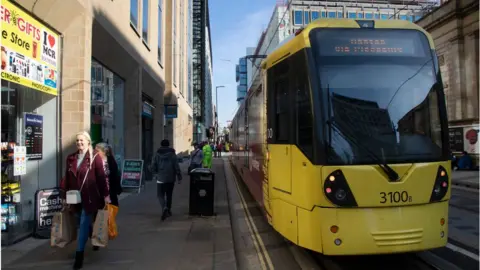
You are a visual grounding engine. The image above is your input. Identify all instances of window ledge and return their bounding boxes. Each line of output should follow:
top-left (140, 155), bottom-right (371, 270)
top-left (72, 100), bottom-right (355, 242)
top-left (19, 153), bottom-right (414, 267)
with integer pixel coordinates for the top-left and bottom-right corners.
top-left (130, 22), bottom-right (141, 37)
top-left (142, 39), bottom-right (151, 51)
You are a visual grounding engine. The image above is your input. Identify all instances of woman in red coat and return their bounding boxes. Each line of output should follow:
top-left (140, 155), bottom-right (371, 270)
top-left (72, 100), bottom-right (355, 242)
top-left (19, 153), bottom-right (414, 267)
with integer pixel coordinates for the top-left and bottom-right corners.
top-left (61, 131), bottom-right (110, 269)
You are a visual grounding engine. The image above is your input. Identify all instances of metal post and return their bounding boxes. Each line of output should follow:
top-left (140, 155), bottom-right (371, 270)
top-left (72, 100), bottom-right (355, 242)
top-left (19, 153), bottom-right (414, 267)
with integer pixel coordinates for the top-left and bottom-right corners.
top-left (215, 86), bottom-right (225, 144)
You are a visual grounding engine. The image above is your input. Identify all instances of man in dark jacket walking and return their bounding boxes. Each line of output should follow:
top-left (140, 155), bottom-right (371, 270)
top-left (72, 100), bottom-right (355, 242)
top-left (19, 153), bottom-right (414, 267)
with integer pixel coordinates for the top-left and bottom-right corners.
top-left (151, 139), bottom-right (182, 221)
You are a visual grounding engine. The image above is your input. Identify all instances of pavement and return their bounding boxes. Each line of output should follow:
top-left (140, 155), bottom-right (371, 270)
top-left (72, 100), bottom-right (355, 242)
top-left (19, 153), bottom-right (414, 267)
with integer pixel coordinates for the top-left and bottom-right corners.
top-left (1, 160), bottom-right (237, 270)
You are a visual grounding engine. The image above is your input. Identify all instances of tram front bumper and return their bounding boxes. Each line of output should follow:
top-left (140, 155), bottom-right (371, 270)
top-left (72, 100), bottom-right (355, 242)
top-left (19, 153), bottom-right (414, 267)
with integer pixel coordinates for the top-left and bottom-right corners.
top-left (316, 201), bottom-right (449, 255)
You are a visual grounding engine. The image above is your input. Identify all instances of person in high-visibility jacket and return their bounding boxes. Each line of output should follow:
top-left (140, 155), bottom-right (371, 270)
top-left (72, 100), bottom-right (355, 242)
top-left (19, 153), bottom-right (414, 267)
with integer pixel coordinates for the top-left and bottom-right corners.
top-left (202, 142), bottom-right (213, 168)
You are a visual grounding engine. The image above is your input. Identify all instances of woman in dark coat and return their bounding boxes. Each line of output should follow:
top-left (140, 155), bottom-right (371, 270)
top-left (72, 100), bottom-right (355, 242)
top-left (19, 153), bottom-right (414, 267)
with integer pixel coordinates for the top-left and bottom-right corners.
top-left (95, 143), bottom-right (122, 206)
top-left (61, 131), bottom-right (110, 269)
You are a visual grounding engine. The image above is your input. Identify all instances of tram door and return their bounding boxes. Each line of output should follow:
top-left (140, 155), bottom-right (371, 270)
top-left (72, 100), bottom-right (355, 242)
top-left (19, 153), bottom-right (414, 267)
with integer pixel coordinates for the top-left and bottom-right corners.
top-left (266, 60), bottom-right (292, 194)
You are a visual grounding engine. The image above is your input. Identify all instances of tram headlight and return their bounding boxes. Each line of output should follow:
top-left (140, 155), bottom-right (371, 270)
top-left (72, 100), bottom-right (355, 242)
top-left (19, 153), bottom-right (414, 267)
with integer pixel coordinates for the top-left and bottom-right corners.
top-left (335, 189), bottom-right (347, 200)
top-left (429, 166), bottom-right (449, 202)
top-left (323, 170), bottom-right (357, 207)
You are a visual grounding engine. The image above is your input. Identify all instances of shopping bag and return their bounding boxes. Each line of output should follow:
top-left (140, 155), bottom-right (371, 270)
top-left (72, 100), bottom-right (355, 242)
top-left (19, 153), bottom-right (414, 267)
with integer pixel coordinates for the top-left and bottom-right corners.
top-left (50, 208), bottom-right (76, 248)
top-left (91, 207), bottom-right (109, 247)
top-left (107, 204), bottom-right (119, 240)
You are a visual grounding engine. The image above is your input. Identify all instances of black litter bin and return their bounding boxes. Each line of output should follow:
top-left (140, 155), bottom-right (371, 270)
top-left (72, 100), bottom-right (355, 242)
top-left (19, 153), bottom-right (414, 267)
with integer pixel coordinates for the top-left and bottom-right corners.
top-left (189, 168), bottom-right (215, 216)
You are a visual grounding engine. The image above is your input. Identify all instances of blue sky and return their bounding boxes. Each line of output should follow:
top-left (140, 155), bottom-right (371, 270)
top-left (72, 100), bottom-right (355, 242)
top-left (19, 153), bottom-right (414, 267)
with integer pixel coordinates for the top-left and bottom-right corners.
top-left (209, 0), bottom-right (277, 128)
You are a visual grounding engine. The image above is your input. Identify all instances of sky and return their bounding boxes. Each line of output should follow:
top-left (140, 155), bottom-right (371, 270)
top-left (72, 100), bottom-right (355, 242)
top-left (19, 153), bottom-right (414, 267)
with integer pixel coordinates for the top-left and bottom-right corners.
top-left (209, 0), bottom-right (277, 128)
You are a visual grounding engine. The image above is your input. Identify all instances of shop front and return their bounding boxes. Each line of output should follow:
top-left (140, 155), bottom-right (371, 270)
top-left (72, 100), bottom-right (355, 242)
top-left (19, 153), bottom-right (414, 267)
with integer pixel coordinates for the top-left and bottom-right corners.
top-left (90, 59), bottom-right (125, 166)
top-left (142, 96), bottom-right (154, 182)
top-left (1, 0), bottom-right (60, 245)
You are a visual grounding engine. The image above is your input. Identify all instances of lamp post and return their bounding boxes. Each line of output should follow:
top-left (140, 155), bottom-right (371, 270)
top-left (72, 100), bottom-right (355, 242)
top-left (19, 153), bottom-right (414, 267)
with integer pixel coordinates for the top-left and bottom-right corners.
top-left (215, 85), bottom-right (225, 144)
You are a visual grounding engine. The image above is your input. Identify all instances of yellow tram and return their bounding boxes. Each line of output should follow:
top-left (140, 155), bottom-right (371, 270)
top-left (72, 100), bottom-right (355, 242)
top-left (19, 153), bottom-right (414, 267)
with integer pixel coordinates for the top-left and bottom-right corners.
top-left (230, 18), bottom-right (450, 255)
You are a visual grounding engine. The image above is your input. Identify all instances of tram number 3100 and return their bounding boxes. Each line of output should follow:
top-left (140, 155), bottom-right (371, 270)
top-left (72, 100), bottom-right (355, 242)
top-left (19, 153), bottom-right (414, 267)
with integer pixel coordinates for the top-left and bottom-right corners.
top-left (380, 191), bottom-right (412, 204)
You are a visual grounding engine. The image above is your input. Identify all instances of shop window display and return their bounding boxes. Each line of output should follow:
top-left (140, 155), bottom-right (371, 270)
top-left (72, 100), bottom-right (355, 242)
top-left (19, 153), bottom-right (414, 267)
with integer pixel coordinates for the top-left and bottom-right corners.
top-left (1, 80), bottom-right (58, 244)
top-left (91, 59), bottom-right (125, 167)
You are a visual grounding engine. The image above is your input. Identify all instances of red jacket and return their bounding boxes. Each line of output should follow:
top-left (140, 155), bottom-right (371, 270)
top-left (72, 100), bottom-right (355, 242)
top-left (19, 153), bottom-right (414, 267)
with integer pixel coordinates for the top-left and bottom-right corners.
top-left (61, 149), bottom-right (109, 214)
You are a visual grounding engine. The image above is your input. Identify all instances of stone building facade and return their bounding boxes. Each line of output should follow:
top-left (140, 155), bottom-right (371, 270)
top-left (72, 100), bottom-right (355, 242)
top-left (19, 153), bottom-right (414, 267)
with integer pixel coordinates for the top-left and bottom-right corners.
top-left (417, 0), bottom-right (479, 156)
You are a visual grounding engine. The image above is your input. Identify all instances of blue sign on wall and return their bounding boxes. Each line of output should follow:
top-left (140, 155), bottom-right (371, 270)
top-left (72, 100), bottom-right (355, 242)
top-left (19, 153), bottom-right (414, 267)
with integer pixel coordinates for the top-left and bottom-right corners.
top-left (165, 104), bottom-right (178, 119)
top-left (142, 102), bottom-right (153, 119)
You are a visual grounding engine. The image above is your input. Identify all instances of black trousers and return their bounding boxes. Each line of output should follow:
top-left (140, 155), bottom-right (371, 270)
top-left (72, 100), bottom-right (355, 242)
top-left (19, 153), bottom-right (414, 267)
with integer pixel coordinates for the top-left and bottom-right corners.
top-left (157, 183), bottom-right (175, 211)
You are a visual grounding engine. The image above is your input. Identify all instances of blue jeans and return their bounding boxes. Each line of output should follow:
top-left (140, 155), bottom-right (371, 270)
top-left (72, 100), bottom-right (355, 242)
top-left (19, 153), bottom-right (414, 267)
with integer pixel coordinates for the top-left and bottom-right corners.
top-left (76, 209), bottom-right (93, 252)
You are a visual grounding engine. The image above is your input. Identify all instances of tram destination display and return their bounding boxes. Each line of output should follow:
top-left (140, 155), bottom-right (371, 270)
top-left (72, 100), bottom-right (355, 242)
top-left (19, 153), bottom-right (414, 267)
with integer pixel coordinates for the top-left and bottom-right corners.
top-left (314, 29), bottom-right (429, 57)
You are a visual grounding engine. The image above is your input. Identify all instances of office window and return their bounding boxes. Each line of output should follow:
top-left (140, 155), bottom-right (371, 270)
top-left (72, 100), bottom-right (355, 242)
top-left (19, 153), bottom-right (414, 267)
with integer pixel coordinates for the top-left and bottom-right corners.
top-left (180, 0), bottom-right (184, 95)
top-left (375, 13), bottom-right (380, 19)
top-left (173, 40), bottom-right (176, 85)
top-left (294, 10), bottom-right (302, 25)
top-left (304, 11), bottom-right (310, 24)
top-left (338, 12), bottom-right (343, 18)
top-left (407, 15), bottom-right (413, 21)
top-left (381, 14), bottom-right (388, 20)
top-left (358, 12), bottom-right (364, 18)
top-left (348, 12), bottom-right (357, 18)
top-left (365, 12), bottom-right (373, 19)
top-left (321, 11), bottom-right (326, 18)
top-left (172, 0), bottom-right (176, 85)
top-left (311, 11), bottom-right (320, 20)
top-left (172, 0), bottom-right (176, 36)
top-left (142, 0), bottom-right (149, 42)
top-left (130, 0), bottom-right (139, 29)
top-left (414, 15), bottom-right (422, 21)
top-left (157, 1), bottom-right (162, 63)
top-left (400, 15), bottom-right (407, 20)
top-left (328, 11), bottom-right (336, 18)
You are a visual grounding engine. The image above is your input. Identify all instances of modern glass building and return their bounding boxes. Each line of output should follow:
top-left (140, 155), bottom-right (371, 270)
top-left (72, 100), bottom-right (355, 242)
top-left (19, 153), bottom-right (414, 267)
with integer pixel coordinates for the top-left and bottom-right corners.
top-left (236, 57), bottom-right (248, 105)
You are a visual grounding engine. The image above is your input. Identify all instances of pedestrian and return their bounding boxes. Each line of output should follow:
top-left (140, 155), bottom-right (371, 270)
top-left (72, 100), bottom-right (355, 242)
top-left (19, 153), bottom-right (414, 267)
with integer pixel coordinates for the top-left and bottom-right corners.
top-left (202, 141), bottom-right (213, 168)
top-left (95, 143), bottom-right (122, 206)
top-left (188, 142), bottom-right (203, 174)
top-left (61, 131), bottom-right (110, 269)
top-left (151, 139), bottom-right (182, 221)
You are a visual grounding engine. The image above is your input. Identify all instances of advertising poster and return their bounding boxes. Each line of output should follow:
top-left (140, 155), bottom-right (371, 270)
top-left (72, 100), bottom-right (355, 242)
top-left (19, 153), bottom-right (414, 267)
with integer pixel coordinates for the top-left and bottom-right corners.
top-left (0, 0), bottom-right (59, 96)
top-left (24, 113), bottom-right (43, 160)
top-left (121, 159), bottom-right (144, 189)
top-left (463, 126), bottom-right (479, 154)
top-left (34, 188), bottom-right (64, 238)
top-left (13, 146), bottom-right (26, 176)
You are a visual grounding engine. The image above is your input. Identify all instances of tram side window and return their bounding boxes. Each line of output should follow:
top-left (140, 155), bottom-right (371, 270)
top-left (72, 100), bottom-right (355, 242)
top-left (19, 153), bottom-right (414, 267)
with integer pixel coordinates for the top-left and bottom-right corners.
top-left (275, 79), bottom-right (290, 142)
top-left (295, 71), bottom-right (313, 158)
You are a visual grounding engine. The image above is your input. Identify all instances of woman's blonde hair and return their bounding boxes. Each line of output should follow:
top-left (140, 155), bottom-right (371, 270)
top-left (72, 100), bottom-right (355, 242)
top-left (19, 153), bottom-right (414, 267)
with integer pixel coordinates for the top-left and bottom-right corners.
top-left (76, 131), bottom-right (94, 162)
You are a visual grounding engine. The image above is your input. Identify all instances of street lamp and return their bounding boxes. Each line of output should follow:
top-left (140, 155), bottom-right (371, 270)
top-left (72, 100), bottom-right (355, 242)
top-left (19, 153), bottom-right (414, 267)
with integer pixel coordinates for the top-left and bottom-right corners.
top-left (215, 85), bottom-right (225, 143)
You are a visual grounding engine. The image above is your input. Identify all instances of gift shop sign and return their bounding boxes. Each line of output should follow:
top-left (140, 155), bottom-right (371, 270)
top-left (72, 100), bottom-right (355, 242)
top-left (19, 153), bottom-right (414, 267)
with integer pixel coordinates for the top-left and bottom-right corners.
top-left (0, 0), bottom-right (59, 96)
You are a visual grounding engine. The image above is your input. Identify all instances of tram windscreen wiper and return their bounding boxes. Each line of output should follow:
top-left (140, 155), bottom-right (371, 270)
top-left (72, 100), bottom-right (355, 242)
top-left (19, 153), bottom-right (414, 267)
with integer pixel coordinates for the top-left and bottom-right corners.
top-left (326, 119), bottom-right (399, 181)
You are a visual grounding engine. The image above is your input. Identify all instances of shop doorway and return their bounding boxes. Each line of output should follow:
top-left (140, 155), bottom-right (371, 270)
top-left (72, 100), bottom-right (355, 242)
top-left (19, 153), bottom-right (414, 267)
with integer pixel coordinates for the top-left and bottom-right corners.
top-left (142, 97), bottom-right (154, 182)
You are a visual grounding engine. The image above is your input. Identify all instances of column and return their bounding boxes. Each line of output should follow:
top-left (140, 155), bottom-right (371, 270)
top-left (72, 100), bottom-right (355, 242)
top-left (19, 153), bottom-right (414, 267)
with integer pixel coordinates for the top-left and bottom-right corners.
top-left (124, 66), bottom-right (142, 159)
top-left (60, 12), bottom-right (93, 172)
top-left (463, 33), bottom-right (479, 120)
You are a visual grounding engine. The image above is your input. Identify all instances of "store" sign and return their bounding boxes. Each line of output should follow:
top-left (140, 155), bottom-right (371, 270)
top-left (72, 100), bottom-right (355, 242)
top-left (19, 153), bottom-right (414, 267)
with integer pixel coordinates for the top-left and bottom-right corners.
top-left (0, 0), bottom-right (59, 96)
